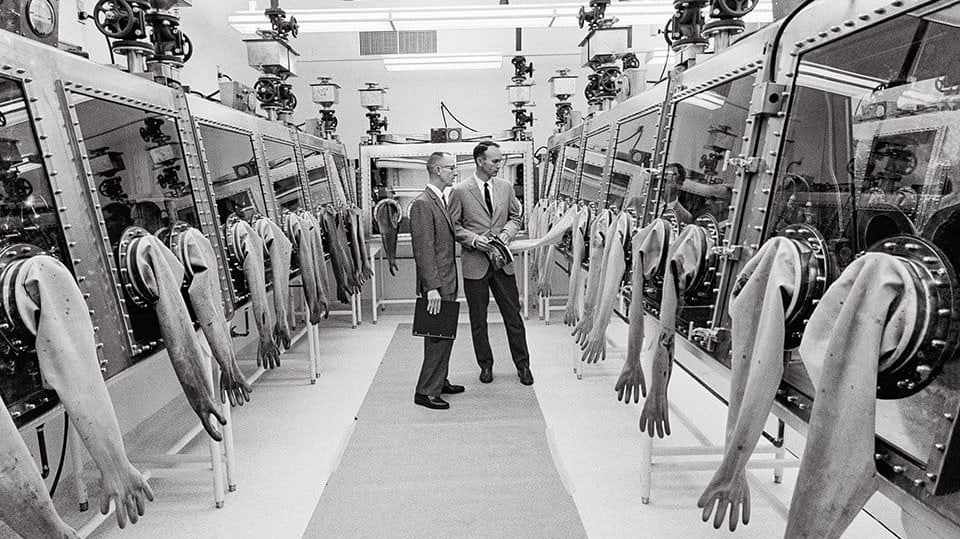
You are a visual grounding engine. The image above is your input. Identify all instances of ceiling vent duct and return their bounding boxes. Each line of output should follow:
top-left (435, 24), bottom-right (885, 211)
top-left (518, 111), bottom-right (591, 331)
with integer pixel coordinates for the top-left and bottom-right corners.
top-left (360, 30), bottom-right (437, 56)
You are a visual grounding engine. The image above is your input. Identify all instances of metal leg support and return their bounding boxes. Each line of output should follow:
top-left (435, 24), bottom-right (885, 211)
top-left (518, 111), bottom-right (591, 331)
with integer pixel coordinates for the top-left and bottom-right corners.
top-left (308, 323), bottom-right (319, 383)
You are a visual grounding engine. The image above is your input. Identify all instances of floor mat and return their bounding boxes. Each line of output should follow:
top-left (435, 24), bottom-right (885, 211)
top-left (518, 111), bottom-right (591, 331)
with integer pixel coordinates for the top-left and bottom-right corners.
top-left (302, 323), bottom-right (588, 539)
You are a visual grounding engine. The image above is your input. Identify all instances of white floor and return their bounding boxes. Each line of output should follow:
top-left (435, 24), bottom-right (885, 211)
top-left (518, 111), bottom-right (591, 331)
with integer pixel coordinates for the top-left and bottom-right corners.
top-left (32, 307), bottom-right (907, 538)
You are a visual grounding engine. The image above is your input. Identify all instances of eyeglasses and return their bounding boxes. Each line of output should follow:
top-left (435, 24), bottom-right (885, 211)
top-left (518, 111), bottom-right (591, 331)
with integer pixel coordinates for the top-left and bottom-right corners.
top-left (435, 165), bottom-right (457, 171)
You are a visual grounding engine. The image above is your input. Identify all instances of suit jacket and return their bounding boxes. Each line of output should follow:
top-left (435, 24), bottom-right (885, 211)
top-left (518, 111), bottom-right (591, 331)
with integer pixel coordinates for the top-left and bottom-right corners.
top-left (448, 176), bottom-right (522, 279)
top-left (409, 187), bottom-right (458, 299)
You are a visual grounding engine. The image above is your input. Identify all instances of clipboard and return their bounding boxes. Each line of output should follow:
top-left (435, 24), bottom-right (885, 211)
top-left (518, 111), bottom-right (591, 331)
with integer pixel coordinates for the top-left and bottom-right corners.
top-left (412, 298), bottom-right (460, 339)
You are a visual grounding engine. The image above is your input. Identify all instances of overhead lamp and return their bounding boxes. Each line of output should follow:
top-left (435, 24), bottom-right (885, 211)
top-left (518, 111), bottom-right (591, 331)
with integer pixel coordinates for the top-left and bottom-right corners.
top-left (685, 90), bottom-right (726, 111)
top-left (227, 2), bottom-right (773, 34)
top-left (796, 62), bottom-right (882, 98)
top-left (550, 70), bottom-right (578, 99)
top-left (359, 82), bottom-right (387, 109)
top-left (383, 54), bottom-right (503, 72)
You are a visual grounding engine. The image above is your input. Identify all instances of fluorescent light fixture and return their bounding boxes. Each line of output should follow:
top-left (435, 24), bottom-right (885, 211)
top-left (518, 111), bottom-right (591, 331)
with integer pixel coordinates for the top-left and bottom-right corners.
top-left (392, 18), bottom-right (553, 30)
top-left (383, 53), bottom-right (503, 72)
top-left (796, 62), bottom-right (883, 98)
top-left (228, 2), bottom-right (774, 34)
top-left (685, 90), bottom-right (725, 110)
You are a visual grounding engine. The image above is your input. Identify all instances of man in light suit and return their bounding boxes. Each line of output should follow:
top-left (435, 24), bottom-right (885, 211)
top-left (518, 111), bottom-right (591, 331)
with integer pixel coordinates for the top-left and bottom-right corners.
top-left (448, 141), bottom-right (533, 386)
top-left (410, 152), bottom-right (464, 410)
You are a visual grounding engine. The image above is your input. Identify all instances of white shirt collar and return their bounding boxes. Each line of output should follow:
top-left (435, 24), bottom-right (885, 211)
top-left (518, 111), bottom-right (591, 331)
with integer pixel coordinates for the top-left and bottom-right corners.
top-left (474, 173), bottom-right (493, 192)
top-left (426, 183), bottom-right (444, 201)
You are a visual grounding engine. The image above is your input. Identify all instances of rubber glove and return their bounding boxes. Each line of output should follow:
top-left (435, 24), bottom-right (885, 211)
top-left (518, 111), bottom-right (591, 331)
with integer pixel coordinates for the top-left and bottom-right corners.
top-left (786, 253), bottom-right (917, 539)
top-left (564, 206), bottom-right (591, 327)
top-left (374, 198), bottom-right (402, 276)
top-left (229, 219), bottom-right (279, 369)
top-left (582, 211), bottom-right (634, 363)
top-left (15, 255), bottom-right (153, 530)
top-left (639, 224), bottom-right (709, 438)
top-left (572, 209), bottom-right (613, 344)
top-left (615, 218), bottom-right (672, 403)
top-left (176, 226), bottom-right (251, 406)
top-left (254, 216), bottom-right (293, 350)
top-left (698, 237), bottom-right (801, 531)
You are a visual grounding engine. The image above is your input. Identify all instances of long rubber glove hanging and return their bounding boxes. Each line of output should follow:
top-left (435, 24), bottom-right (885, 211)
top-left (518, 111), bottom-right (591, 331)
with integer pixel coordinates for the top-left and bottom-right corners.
top-left (582, 211), bottom-right (634, 363)
top-left (230, 219), bottom-right (280, 369)
top-left (301, 210), bottom-right (334, 315)
top-left (254, 216), bottom-right (293, 350)
top-left (527, 200), bottom-right (544, 282)
top-left (639, 224), bottom-right (708, 438)
top-left (177, 226), bottom-right (251, 407)
top-left (564, 205), bottom-right (591, 327)
top-left (537, 202), bottom-right (569, 297)
top-left (321, 206), bottom-right (354, 303)
top-left (508, 203), bottom-right (578, 253)
top-left (284, 212), bottom-right (322, 324)
top-left (614, 218), bottom-right (672, 403)
top-left (373, 198), bottom-right (401, 276)
top-left (335, 207), bottom-right (360, 293)
top-left (786, 253), bottom-right (917, 539)
top-left (535, 200), bottom-right (556, 286)
top-left (572, 209), bottom-right (613, 344)
top-left (129, 233), bottom-right (227, 439)
top-left (697, 237), bottom-right (801, 531)
top-left (344, 205), bottom-right (366, 286)
top-left (351, 205), bottom-right (374, 282)
top-left (13, 255), bottom-right (153, 531)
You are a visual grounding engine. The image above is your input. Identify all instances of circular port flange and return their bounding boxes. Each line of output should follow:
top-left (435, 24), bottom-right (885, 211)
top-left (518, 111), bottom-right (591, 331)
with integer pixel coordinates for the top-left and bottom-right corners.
top-left (869, 235), bottom-right (959, 400)
top-left (0, 243), bottom-right (48, 353)
top-left (780, 223), bottom-right (833, 350)
top-left (116, 226), bottom-right (155, 309)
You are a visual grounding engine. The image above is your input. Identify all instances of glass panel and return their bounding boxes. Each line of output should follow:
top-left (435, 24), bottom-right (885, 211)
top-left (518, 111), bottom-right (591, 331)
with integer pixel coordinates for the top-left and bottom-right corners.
top-left (331, 153), bottom-right (355, 204)
top-left (370, 155), bottom-right (433, 235)
top-left (580, 128), bottom-right (610, 204)
top-left (71, 93), bottom-right (201, 357)
top-left (0, 77), bottom-right (68, 422)
top-left (263, 139), bottom-right (304, 213)
top-left (610, 111), bottom-right (659, 212)
top-left (302, 146), bottom-right (332, 208)
top-left (774, 6), bottom-right (960, 463)
top-left (542, 147), bottom-right (560, 199)
top-left (199, 124), bottom-right (269, 305)
top-left (647, 74), bottom-right (755, 345)
top-left (557, 138), bottom-right (581, 200)
top-left (370, 151), bottom-right (524, 235)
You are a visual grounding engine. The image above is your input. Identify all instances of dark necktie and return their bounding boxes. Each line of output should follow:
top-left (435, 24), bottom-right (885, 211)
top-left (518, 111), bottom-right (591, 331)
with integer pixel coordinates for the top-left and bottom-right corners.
top-left (484, 182), bottom-right (493, 215)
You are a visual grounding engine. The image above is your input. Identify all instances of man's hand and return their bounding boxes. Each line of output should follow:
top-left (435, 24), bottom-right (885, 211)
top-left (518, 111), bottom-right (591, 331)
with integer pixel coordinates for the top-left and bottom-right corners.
top-left (426, 289), bottom-right (442, 315)
top-left (474, 235), bottom-right (493, 252)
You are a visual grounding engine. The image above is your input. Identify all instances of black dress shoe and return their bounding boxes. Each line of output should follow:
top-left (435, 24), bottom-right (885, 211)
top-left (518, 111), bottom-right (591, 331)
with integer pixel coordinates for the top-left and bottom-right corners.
top-left (414, 394), bottom-right (450, 410)
top-left (479, 366), bottom-right (493, 384)
top-left (518, 367), bottom-right (534, 386)
top-left (441, 381), bottom-right (465, 394)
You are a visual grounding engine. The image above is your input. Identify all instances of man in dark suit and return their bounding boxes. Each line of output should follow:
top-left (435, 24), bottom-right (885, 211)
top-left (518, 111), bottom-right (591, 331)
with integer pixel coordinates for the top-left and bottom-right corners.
top-left (448, 141), bottom-right (533, 386)
top-left (409, 151), bottom-right (464, 410)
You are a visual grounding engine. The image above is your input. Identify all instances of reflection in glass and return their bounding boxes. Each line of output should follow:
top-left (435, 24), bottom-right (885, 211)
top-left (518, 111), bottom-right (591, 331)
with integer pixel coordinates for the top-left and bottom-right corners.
top-left (541, 147), bottom-right (560, 200)
top-left (663, 78), bottom-right (751, 227)
top-left (331, 153), bottom-right (354, 204)
top-left (556, 138), bottom-right (581, 199)
top-left (199, 124), bottom-right (270, 305)
top-left (610, 111), bottom-right (658, 213)
top-left (72, 94), bottom-right (199, 357)
top-left (0, 77), bottom-right (68, 421)
top-left (369, 151), bottom-right (525, 235)
top-left (580, 128), bottom-right (610, 204)
top-left (773, 6), bottom-right (960, 463)
top-left (302, 146), bottom-right (333, 207)
top-left (263, 139), bottom-right (303, 213)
